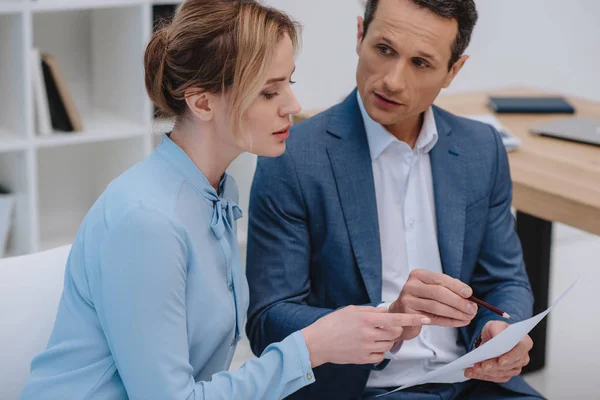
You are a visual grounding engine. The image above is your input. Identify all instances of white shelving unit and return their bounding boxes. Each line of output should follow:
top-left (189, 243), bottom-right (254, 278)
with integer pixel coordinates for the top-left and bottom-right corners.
top-left (0, 0), bottom-right (189, 257)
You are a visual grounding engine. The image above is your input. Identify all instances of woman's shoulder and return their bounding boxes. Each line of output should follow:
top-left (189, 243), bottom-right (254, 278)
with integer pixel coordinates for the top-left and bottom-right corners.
top-left (99, 155), bottom-right (186, 229)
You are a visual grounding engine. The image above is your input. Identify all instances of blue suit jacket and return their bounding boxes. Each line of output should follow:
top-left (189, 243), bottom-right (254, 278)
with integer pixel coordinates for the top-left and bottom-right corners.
top-left (246, 90), bottom-right (536, 399)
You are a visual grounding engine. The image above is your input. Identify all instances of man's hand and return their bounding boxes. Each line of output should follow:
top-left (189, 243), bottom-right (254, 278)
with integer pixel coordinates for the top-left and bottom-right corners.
top-left (388, 270), bottom-right (478, 332)
top-left (464, 320), bottom-right (533, 383)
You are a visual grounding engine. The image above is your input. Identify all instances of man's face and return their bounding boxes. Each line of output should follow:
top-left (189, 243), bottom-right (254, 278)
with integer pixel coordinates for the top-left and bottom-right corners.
top-left (356, 0), bottom-right (467, 129)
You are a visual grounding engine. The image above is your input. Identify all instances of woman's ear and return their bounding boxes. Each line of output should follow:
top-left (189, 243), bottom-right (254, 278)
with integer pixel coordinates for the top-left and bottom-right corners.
top-left (184, 89), bottom-right (214, 122)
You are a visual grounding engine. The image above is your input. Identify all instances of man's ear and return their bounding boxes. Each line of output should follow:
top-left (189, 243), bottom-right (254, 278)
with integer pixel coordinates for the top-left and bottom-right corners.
top-left (184, 89), bottom-right (214, 121)
top-left (443, 55), bottom-right (469, 89)
top-left (356, 16), bottom-right (365, 55)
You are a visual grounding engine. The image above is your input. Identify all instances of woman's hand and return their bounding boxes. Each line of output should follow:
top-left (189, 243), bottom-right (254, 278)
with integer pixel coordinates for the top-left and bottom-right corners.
top-left (301, 305), bottom-right (431, 368)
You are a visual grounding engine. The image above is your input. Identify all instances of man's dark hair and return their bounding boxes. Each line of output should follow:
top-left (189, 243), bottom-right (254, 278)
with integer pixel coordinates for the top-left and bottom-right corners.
top-left (363, 0), bottom-right (478, 69)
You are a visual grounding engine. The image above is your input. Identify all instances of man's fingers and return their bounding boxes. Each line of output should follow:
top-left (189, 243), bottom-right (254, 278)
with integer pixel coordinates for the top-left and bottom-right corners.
top-left (505, 368), bottom-right (522, 378)
top-left (424, 314), bottom-right (472, 328)
top-left (481, 361), bottom-right (515, 378)
top-left (499, 360), bottom-right (525, 372)
top-left (500, 354), bottom-right (530, 370)
top-left (480, 375), bottom-right (513, 383)
top-left (481, 358), bottom-right (500, 374)
top-left (371, 340), bottom-right (395, 354)
top-left (409, 283), bottom-right (477, 316)
top-left (397, 326), bottom-right (422, 341)
top-left (409, 296), bottom-right (475, 321)
top-left (367, 353), bottom-right (386, 364)
top-left (473, 356), bottom-right (525, 378)
top-left (411, 269), bottom-right (472, 298)
top-left (498, 341), bottom-right (531, 366)
top-left (485, 321), bottom-right (509, 339)
top-left (375, 326), bottom-right (404, 341)
top-left (465, 368), bottom-right (521, 382)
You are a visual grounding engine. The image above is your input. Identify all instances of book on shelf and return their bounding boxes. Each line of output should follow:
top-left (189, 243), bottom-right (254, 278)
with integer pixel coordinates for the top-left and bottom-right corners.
top-left (42, 53), bottom-right (84, 133)
top-left (31, 49), bottom-right (84, 134)
top-left (0, 185), bottom-right (15, 259)
top-left (31, 48), bottom-right (53, 136)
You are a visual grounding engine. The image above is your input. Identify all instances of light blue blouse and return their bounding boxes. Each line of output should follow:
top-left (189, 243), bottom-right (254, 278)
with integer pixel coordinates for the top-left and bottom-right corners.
top-left (20, 134), bottom-right (315, 399)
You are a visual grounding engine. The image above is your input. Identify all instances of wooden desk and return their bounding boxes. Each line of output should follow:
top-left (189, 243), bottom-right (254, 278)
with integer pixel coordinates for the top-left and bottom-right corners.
top-left (434, 88), bottom-right (600, 236)
top-left (294, 88), bottom-right (600, 373)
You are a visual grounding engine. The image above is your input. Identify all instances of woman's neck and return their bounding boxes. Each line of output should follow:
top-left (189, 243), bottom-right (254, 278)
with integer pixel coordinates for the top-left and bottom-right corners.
top-left (169, 117), bottom-right (242, 192)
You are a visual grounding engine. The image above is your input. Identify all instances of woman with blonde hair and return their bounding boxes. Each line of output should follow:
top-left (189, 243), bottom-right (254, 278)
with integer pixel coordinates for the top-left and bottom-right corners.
top-left (20, 1), bottom-right (429, 399)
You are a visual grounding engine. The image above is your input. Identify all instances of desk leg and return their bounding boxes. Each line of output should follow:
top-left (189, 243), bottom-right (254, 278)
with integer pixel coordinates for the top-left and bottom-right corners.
top-left (516, 211), bottom-right (552, 374)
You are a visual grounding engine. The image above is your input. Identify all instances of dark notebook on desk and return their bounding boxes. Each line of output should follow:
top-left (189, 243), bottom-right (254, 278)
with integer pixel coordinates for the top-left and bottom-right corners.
top-left (488, 96), bottom-right (575, 114)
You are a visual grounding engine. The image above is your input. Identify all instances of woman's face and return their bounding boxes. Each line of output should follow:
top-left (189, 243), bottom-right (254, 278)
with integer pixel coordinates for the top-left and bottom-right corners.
top-left (238, 34), bottom-right (301, 157)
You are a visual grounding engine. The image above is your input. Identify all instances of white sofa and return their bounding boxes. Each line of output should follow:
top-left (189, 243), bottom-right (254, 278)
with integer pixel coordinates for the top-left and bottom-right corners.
top-left (0, 245), bottom-right (72, 400)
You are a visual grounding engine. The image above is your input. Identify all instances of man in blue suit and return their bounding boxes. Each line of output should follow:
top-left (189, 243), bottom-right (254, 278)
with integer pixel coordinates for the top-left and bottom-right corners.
top-left (246, 0), bottom-right (545, 398)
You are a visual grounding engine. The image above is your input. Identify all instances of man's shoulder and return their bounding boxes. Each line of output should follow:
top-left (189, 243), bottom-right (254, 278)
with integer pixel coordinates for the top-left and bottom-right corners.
top-left (433, 105), bottom-right (502, 151)
top-left (255, 103), bottom-right (343, 177)
top-left (288, 104), bottom-right (339, 147)
top-left (432, 105), bottom-right (501, 150)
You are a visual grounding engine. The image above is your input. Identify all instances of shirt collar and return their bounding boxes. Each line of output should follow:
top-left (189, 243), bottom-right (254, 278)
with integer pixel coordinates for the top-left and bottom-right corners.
top-left (156, 134), bottom-right (243, 251)
top-left (357, 91), bottom-right (438, 160)
top-left (156, 133), bottom-right (230, 200)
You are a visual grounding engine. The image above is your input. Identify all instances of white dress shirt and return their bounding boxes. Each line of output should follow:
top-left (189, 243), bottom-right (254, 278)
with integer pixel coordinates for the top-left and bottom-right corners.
top-left (358, 93), bottom-right (467, 388)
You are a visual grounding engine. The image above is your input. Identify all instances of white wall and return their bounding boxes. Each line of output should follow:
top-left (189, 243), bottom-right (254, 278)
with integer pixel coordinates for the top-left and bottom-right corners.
top-left (263, 0), bottom-right (600, 110)
top-left (452, 0), bottom-right (600, 101)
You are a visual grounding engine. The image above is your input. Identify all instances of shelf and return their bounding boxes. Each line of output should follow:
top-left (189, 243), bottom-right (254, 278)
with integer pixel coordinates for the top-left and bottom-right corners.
top-left (0, 151), bottom-right (32, 258)
top-left (35, 111), bottom-right (147, 148)
top-left (31, 0), bottom-right (146, 13)
top-left (0, 129), bottom-right (28, 153)
top-left (0, 0), bottom-right (159, 257)
top-left (32, 4), bottom-right (148, 135)
top-left (152, 0), bottom-right (182, 5)
top-left (0, 0), bottom-right (181, 14)
top-left (0, 2), bottom-right (23, 14)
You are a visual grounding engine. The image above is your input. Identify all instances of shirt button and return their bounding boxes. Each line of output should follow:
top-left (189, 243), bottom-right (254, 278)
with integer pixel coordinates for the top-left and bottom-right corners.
top-left (228, 283), bottom-right (234, 292)
top-left (306, 373), bottom-right (313, 381)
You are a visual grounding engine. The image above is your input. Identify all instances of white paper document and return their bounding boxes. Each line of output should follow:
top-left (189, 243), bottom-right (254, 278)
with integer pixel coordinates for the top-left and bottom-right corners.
top-left (380, 279), bottom-right (578, 396)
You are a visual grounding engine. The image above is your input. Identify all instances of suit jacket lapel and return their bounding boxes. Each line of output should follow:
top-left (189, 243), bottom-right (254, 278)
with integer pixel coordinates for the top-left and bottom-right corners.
top-left (326, 91), bottom-right (382, 303)
top-left (430, 106), bottom-right (466, 280)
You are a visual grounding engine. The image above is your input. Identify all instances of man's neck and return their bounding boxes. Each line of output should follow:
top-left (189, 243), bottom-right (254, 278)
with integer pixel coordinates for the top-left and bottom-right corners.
top-left (384, 112), bottom-right (424, 149)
